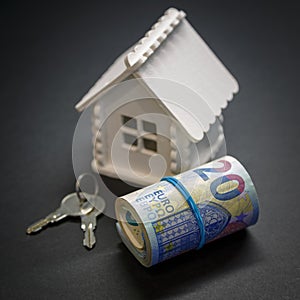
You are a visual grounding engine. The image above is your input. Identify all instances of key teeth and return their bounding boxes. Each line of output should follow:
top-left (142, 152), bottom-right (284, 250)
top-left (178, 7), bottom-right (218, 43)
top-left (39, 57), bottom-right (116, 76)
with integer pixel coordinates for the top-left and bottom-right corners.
top-left (26, 227), bottom-right (35, 234)
top-left (26, 218), bottom-right (49, 234)
top-left (83, 227), bottom-right (96, 249)
top-left (83, 241), bottom-right (95, 249)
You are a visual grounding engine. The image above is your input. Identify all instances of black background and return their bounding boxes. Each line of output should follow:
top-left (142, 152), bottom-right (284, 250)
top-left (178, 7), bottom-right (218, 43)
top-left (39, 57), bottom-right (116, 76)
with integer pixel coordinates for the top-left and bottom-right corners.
top-left (1, 1), bottom-right (300, 299)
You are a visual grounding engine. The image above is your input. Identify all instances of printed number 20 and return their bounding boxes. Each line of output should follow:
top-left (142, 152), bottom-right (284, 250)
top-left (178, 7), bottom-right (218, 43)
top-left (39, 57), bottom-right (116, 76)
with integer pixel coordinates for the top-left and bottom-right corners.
top-left (193, 160), bottom-right (231, 181)
top-left (210, 174), bottom-right (245, 201)
top-left (193, 159), bottom-right (245, 201)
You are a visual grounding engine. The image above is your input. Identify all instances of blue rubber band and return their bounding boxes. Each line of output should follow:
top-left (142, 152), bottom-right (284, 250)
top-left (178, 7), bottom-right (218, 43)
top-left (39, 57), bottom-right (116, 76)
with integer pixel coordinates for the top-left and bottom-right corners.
top-left (161, 176), bottom-right (206, 249)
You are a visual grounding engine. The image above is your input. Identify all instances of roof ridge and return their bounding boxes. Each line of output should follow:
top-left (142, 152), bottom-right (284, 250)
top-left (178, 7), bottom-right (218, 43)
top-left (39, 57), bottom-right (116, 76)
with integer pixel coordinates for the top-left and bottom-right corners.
top-left (125, 8), bottom-right (186, 69)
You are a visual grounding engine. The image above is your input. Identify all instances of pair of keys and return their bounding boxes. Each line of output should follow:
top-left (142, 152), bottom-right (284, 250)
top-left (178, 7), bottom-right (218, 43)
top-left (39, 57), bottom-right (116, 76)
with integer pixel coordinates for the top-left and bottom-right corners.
top-left (26, 182), bottom-right (105, 249)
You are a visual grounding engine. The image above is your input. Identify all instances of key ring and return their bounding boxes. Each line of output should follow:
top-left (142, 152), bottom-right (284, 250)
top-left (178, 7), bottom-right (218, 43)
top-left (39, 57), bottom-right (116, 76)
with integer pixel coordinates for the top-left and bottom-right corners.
top-left (75, 173), bottom-right (100, 204)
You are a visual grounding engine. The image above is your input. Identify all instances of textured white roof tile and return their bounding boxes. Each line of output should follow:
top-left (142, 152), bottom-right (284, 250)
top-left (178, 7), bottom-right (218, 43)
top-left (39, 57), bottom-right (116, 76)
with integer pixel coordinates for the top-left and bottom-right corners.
top-left (75, 8), bottom-right (239, 141)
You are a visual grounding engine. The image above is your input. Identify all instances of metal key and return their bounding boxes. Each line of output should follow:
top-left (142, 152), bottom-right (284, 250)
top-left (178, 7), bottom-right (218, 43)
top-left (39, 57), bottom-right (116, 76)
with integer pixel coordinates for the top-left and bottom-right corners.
top-left (81, 195), bottom-right (105, 249)
top-left (26, 193), bottom-right (93, 234)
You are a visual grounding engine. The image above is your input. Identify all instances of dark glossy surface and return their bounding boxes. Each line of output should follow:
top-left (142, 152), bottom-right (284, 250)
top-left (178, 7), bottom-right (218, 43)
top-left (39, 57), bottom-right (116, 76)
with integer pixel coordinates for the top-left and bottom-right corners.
top-left (1, 1), bottom-right (299, 299)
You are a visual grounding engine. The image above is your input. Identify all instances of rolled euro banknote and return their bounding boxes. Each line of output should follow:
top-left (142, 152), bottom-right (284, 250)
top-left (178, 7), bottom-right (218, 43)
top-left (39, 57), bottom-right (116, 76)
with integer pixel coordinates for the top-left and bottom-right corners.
top-left (115, 156), bottom-right (259, 267)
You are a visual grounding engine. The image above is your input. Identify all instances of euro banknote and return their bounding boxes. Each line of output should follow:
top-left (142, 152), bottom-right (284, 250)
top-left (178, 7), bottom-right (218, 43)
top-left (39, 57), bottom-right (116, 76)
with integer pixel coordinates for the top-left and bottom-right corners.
top-left (115, 156), bottom-right (259, 267)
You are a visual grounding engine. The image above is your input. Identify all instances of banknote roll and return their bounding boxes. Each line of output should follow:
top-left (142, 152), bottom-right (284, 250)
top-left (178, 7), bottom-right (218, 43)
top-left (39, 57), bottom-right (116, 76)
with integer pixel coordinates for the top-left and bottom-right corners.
top-left (115, 156), bottom-right (259, 267)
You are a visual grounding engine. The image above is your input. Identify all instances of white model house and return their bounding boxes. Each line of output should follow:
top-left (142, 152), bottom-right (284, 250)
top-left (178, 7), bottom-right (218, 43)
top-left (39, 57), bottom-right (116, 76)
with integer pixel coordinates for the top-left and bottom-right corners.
top-left (75, 8), bottom-right (239, 186)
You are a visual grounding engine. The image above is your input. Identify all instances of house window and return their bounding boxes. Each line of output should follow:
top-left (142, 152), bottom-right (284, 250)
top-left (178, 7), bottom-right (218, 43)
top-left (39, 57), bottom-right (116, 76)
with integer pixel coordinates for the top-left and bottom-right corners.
top-left (142, 120), bottom-right (156, 134)
top-left (122, 115), bottom-right (137, 129)
top-left (121, 115), bottom-right (158, 153)
top-left (143, 138), bottom-right (157, 152)
top-left (123, 133), bottom-right (138, 147)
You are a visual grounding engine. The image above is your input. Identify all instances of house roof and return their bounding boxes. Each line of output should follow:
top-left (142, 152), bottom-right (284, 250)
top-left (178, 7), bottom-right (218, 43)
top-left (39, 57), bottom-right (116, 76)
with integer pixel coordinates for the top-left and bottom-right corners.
top-left (75, 7), bottom-right (239, 142)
